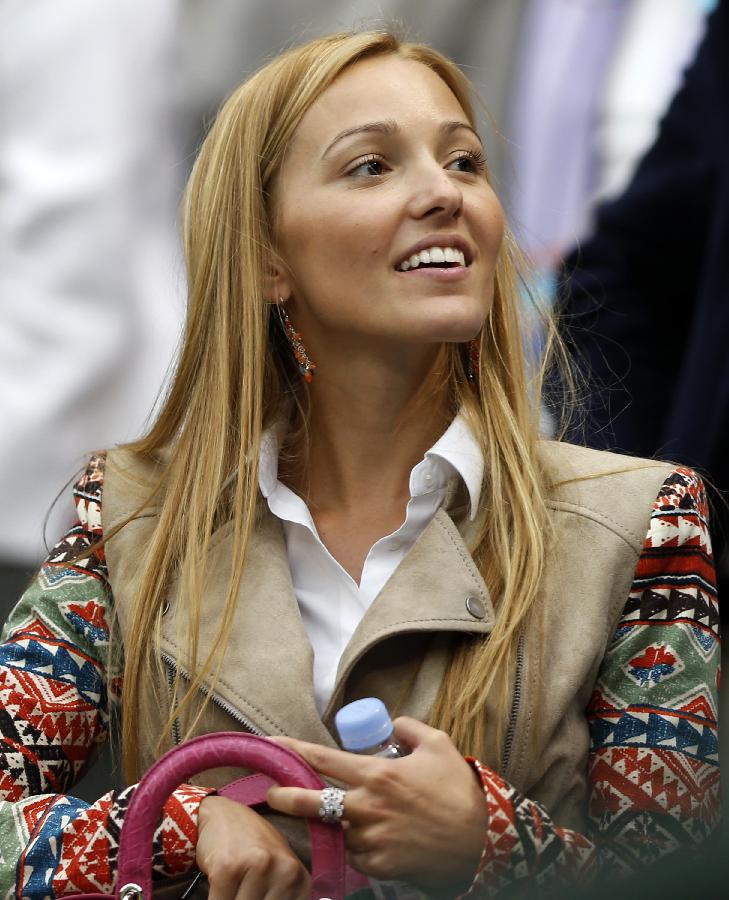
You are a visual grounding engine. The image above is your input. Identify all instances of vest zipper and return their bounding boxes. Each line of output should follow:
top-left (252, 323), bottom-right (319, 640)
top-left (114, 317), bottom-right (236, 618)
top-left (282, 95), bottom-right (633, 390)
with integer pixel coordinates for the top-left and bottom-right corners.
top-left (161, 651), bottom-right (266, 740)
top-left (165, 656), bottom-right (183, 746)
top-left (502, 631), bottom-right (524, 772)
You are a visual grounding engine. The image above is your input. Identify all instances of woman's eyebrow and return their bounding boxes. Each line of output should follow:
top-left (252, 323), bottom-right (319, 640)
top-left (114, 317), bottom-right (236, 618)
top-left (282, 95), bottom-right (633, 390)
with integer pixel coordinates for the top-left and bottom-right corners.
top-left (441, 120), bottom-right (484, 147)
top-left (321, 120), bottom-right (399, 159)
top-left (320, 119), bottom-right (482, 160)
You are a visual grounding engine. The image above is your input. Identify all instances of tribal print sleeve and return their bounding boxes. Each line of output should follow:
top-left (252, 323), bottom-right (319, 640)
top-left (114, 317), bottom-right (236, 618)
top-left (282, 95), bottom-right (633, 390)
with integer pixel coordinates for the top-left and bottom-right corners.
top-left (0, 455), bottom-right (212, 899)
top-left (462, 467), bottom-right (721, 897)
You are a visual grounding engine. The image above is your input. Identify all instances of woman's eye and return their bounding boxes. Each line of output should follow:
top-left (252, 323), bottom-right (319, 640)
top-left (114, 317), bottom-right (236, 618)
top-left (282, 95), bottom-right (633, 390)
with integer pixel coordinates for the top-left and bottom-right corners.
top-left (347, 155), bottom-right (387, 177)
top-left (447, 150), bottom-right (487, 175)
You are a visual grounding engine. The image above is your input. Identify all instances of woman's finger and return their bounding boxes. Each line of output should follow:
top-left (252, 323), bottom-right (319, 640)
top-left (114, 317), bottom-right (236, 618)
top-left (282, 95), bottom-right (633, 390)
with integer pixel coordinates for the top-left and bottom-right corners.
top-left (390, 715), bottom-right (447, 749)
top-left (266, 735), bottom-right (374, 783)
top-left (197, 795), bottom-right (310, 900)
top-left (266, 785), bottom-right (328, 819)
top-left (266, 784), bottom-right (359, 824)
top-left (346, 847), bottom-right (389, 880)
top-left (345, 848), bottom-right (372, 875)
top-left (235, 850), bottom-right (309, 900)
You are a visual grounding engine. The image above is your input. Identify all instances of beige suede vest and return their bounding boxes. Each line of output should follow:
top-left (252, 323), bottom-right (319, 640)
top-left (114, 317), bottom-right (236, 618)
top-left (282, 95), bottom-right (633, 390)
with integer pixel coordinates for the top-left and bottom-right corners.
top-left (102, 441), bottom-right (672, 842)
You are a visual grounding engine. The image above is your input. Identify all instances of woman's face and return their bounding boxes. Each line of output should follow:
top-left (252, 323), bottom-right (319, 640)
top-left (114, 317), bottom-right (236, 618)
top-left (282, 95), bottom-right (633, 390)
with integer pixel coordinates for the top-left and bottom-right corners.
top-left (271, 53), bottom-right (505, 367)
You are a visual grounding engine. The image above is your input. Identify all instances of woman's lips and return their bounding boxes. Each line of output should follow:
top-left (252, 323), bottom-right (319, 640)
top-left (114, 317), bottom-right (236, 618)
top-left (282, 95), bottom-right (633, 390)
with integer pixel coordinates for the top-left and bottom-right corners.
top-left (394, 264), bottom-right (471, 282)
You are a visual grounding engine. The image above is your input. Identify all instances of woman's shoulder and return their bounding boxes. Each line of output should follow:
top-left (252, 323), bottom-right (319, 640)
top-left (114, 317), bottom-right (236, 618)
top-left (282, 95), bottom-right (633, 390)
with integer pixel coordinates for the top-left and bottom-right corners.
top-left (537, 440), bottom-right (706, 550)
top-left (73, 451), bottom-right (107, 520)
top-left (69, 448), bottom-right (168, 542)
top-left (537, 439), bottom-right (688, 491)
top-left (96, 446), bottom-right (166, 523)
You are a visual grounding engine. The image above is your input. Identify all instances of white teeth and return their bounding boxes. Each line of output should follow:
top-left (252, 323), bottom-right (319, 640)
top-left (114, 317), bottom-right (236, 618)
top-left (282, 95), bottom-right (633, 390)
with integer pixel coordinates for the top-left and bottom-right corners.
top-left (396, 245), bottom-right (468, 271)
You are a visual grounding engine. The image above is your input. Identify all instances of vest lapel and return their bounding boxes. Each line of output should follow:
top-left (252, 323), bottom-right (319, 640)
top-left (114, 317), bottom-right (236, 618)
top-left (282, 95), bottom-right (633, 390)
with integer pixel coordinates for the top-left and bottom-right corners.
top-left (160, 503), bottom-right (495, 745)
top-left (324, 508), bottom-right (495, 724)
top-left (159, 505), bottom-right (336, 747)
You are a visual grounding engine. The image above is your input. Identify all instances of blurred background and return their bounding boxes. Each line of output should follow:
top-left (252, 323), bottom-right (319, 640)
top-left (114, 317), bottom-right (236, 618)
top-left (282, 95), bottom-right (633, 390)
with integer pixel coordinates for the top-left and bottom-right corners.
top-left (0, 2), bottom-right (724, 885)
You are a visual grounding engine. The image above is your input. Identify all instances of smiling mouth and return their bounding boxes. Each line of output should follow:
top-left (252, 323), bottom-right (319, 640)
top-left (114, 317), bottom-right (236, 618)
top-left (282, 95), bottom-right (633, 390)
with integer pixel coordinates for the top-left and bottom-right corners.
top-left (395, 246), bottom-right (468, 272)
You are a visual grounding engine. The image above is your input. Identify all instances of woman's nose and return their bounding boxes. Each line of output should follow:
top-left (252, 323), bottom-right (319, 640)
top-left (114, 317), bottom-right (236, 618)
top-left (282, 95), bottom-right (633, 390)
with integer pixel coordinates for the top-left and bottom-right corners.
top-left (406, 163), bottom-right (463, 221)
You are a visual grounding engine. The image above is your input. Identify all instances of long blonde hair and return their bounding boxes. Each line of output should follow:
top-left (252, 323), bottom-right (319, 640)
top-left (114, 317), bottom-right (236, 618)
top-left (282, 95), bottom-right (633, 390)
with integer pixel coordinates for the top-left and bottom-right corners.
top-left (118, 30), bottom-right (561, 780)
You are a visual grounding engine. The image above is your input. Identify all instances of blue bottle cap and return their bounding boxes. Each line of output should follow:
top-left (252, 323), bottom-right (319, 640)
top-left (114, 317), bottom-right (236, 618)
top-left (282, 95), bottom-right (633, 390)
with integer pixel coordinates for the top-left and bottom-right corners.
top-left (335, 697), bottom-right (394, 752)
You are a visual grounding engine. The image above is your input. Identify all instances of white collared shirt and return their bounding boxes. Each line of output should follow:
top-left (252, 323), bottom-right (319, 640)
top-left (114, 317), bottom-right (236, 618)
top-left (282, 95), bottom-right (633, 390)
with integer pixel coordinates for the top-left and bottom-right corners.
top-left (258, 414), bottom-right (484, 713)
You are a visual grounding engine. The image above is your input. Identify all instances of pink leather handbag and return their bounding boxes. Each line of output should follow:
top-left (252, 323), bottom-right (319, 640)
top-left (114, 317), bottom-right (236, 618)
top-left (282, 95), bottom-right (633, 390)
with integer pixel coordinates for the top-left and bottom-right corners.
top-left (73, 731), bottom-right (348, 900)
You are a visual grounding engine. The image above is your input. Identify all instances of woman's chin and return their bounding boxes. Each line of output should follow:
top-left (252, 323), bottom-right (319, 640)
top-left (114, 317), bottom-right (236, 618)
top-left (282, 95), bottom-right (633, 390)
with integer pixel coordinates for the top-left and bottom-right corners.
top-left (412, 298), bottom-right (490, 344)
top-left (417, 315), bottom-right (487, 345)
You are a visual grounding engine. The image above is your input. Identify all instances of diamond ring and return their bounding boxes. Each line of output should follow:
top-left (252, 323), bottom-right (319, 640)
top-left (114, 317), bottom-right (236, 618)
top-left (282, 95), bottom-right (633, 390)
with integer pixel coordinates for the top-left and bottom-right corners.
top-left (318, 786), bottom-right (346, 824)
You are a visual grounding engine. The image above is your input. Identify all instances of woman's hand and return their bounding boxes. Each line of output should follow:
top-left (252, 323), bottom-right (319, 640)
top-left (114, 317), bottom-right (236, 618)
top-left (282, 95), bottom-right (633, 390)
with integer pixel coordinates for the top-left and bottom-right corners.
top-left (266, 717), bottom-right (489, 891)
top-left (196, 794), bottom-right (310, 900)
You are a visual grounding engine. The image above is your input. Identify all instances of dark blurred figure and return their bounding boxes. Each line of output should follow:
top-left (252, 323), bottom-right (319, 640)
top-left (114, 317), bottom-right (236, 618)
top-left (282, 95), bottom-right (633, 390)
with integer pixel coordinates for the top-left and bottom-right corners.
top-left (559, 0), bottom-right (729, 598)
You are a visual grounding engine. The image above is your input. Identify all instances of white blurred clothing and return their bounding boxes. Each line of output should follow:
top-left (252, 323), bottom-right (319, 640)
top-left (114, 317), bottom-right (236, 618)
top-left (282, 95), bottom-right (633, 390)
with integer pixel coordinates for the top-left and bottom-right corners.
top-left (596, 0), bottom-right (708, 200)
top-left (506, 0), bottom-right (708, 266)
top-left (507, 0), bottom-right (629, 266)
top-left (0, 1), bottom-right (185, 562)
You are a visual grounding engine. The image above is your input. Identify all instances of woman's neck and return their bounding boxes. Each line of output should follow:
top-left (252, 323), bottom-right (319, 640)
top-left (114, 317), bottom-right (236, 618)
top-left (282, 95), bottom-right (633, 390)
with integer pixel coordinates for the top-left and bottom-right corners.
top-left (281, 347), bottom-right (451, 514)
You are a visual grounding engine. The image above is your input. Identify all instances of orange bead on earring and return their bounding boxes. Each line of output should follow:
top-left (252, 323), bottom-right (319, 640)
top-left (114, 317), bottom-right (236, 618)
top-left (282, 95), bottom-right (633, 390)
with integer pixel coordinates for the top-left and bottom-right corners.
top-left (277, 301), bottom-right (317, 383)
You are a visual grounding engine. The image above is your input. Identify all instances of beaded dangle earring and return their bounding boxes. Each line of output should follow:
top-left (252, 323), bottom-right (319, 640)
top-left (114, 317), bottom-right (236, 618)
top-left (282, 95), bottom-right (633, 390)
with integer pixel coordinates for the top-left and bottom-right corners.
top-left (466, 335), bottom-right (481, 387)
top-left (277, 301), bottom-right (317, 383)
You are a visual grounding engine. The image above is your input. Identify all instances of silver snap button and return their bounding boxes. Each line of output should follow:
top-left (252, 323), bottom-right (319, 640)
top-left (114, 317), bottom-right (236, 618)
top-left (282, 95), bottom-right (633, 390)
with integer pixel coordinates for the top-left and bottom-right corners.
top-left (465, 595), bottom-right (485, 619)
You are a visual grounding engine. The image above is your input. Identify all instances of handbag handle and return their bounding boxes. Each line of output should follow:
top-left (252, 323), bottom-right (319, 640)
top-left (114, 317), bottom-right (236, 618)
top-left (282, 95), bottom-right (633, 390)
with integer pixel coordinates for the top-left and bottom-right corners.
top-left (115, 732), bottom-right (346, 900)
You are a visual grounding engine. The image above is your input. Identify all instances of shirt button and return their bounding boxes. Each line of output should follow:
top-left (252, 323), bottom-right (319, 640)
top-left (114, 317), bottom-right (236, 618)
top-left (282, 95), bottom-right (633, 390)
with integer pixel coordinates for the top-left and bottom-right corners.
top-left (465, 595), bottom-right (485, 619)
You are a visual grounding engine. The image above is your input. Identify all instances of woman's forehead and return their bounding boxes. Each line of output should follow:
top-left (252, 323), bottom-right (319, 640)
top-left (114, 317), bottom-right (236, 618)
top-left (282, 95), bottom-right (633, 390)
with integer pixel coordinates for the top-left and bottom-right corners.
top-left (289, 55), bottom-right (469, 154)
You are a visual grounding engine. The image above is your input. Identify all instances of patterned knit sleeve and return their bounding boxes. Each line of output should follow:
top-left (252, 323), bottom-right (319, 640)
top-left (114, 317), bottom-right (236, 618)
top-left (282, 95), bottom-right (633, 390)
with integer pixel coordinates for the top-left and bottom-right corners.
top-left (460, 467), bottom-right (721, 897)
top-left (0, 454), bottom-right (213, 899)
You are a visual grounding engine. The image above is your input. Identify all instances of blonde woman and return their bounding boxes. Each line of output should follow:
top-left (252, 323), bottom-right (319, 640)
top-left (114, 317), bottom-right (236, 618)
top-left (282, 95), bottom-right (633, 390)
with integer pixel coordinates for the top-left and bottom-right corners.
top-left (0, 30), bottom-right (719, 900)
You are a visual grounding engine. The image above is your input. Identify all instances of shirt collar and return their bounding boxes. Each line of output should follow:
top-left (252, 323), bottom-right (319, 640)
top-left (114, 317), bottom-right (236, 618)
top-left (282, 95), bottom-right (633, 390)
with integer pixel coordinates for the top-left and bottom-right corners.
top-left (258, 425), bottom-right (282, 499)
top-left (258, 412), bottom-right (483, 519)
top-left (422, 412), bottom-right (483, 520)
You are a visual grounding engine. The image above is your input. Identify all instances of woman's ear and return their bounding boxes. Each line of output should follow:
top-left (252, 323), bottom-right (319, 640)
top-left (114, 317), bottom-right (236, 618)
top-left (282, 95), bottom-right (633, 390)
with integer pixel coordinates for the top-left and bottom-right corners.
top-left (265, 254), bottom-right (292, 303)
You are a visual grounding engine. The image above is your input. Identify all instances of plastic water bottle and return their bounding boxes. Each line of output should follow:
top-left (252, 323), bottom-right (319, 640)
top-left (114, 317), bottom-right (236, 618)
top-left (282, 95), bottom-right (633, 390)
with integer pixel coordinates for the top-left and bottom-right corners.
top-left (335, 698), bottom-right (417, 898)
top-left (334, 697), bottom-right (409, 758)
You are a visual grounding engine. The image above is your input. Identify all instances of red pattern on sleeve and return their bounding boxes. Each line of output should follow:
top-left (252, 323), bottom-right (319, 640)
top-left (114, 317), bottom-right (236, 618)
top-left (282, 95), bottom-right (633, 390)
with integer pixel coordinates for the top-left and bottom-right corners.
top-left (0, 454), bottom-right (215, 898)
top-left (457, 468), bottom-right (720, 897)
